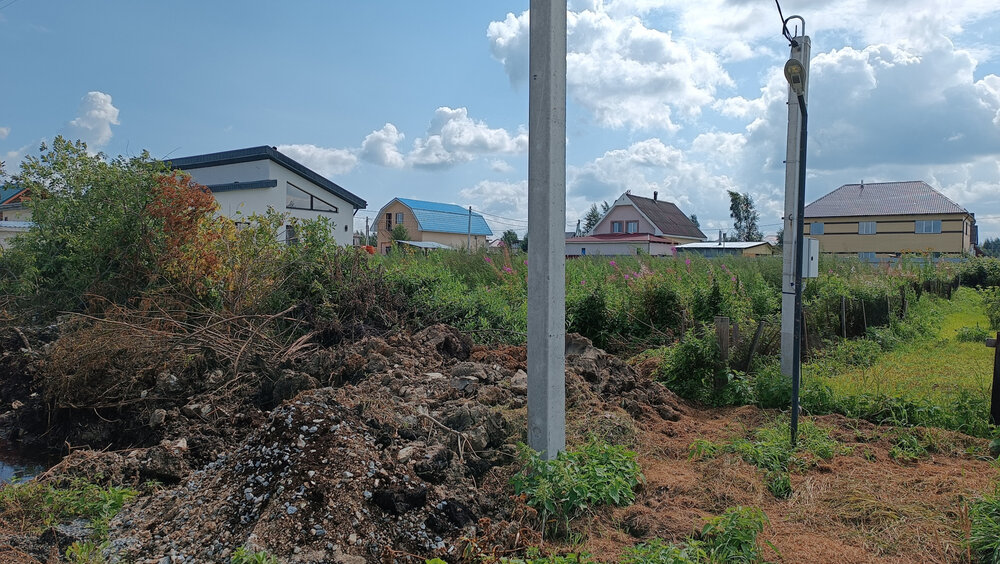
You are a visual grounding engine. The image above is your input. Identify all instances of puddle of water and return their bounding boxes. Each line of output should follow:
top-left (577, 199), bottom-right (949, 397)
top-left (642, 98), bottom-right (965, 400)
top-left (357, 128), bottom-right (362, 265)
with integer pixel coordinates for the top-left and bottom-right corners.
top-left (0, 441), bottom-right (52, 484)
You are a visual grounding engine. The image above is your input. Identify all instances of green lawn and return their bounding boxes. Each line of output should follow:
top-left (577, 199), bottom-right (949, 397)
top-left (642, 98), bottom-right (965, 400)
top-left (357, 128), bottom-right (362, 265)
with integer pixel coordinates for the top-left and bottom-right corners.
top-left (808, 288), bottom-right (995, 406)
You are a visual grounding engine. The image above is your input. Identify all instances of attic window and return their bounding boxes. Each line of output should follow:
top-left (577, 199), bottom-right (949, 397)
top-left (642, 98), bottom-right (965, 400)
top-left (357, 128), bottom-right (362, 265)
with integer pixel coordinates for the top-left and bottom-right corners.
top-left (612, 221), bottom-right (623, 233)
top-left (286, 182), bottom-right (338, 213)
top-left (626, 221), bottom-right (639, 233)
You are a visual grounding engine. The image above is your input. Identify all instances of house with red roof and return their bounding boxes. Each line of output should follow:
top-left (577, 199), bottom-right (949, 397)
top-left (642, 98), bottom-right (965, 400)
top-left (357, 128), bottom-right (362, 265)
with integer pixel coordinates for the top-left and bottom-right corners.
top-left (566, 191), bottom-right (706, 257)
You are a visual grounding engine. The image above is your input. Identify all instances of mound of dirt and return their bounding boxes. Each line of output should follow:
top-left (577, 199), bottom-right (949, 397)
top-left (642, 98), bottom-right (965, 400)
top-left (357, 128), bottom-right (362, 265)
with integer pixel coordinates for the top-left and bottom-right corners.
top-left (94, 329), bottom-right (683, 562)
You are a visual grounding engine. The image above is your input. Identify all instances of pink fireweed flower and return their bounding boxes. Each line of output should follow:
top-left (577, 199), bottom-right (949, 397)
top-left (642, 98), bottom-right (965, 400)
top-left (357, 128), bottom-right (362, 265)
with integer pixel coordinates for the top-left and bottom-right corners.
top-left (685, 258), bottom-right (691, 266)
top-left (523, 260), bottom-right (528, 265)
top-left (624, 274), bottom-right (630, 280)
top-left (609, 260), bottom-right (617, 267)
top-left (484, 256), bottom-right (492, 263)
top-left (503, 266), bottom-right (513, 273)
top-left (731, 276), bottom-right (737, 282)
top-left (581, 279), bottom-right (586, 285)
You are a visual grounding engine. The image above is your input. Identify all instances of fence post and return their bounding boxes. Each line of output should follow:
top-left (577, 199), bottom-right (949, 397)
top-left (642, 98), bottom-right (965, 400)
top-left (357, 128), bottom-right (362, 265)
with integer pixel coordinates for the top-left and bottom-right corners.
top-left (715, 316), bottom-right (730, 362)
top-left (840, 296), bottom-right (847, 339)
top-left (989, 333), bottom-right (1000, 425)
top-left (744, 319), bottom-right (767, 371)
top-left (899, 286), bottom-right (907, 319)
top-left (861, 300), bottom-right (868, 331)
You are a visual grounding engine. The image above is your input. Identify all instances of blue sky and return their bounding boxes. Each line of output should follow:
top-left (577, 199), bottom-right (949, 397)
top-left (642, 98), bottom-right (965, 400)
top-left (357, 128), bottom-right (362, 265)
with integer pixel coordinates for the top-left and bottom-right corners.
top-left (2, 1), bottom-right (999, 240)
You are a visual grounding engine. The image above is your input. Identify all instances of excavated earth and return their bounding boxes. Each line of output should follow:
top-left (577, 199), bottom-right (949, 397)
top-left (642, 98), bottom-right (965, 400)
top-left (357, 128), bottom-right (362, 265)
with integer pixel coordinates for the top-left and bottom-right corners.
top-left (0, 324), bottom-right (996, 563)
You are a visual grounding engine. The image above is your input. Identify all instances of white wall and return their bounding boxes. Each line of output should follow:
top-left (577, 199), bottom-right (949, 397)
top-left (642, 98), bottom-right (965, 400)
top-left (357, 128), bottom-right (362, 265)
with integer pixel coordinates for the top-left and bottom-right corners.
top-left (183, 160), bottom-right (358, 247)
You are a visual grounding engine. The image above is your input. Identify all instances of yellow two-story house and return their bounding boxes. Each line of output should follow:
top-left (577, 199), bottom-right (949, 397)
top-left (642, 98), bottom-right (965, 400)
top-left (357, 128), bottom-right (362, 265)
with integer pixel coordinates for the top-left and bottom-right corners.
top-left (803, 181), bottom-right (976, 260)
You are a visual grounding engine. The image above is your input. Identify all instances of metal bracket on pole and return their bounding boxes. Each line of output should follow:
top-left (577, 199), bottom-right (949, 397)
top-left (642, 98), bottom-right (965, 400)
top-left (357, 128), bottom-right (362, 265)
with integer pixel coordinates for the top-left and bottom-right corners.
top-left (527, 0), bottom-right (567, 460)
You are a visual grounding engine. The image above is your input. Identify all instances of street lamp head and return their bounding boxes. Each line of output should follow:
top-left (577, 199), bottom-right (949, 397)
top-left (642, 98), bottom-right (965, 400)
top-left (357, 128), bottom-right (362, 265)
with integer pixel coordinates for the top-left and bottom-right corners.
top-left (784, 58), bottom-right (806, 95)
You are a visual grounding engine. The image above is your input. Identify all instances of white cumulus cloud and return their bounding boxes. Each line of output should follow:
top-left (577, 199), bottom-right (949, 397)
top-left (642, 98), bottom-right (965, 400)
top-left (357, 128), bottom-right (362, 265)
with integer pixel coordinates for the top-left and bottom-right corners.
top-left (276, 143), bottom-right (358, 177)
top-left (360, 123), bottom-right (405, 168)
top-left (408, 107), bottom-right (527, 169)
top-left (489, 7), bottom-right (733, 130)
top-left (64, 91), bottom-right (119, 150)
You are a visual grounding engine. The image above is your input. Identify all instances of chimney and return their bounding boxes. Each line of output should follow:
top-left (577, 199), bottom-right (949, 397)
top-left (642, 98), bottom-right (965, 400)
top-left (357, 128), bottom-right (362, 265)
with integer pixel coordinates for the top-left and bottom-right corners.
top-left (653, 191), bottom-right (658, 201)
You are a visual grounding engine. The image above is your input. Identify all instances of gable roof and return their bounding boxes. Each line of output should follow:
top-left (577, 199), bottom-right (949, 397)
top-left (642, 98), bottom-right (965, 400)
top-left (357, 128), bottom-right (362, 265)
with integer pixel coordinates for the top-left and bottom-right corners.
top-left (677, 241), bottom-right (772, 249)
top-left (0, 185), bottom-right (27, 205)
top-left (804, 181), bottom-right (968, 218)
top-left (391, 198), bottom-right (493, 236)
top-left (166, 146), bottom-right (366, 209)
top-left (627, 195), bottom-right (706, 240)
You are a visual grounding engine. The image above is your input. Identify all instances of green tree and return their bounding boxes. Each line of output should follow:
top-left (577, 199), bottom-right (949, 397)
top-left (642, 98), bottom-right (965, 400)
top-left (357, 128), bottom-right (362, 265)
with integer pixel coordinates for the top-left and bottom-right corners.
top-left (727, 190), bottom-right (762, 242)
top-left (501, 229), bottom-right (520, 249)
top-left (982, 237), bottom-right (1000, 258)
top-left (583, 204), bottom-right (601, 233)
top-left (519, 232), bottom-right (528, 252)
top-left (0, 137), bottom-right (214, 316)
top-left (689, 214), bottom-right (700, 228)
top-left (390, 224), bottom-right (410, 242)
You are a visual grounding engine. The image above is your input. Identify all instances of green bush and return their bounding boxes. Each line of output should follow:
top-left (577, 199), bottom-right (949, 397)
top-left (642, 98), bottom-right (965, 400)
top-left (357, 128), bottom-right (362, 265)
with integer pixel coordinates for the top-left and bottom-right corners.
top-left (689, 419), bottom-right (842, 498)
top-left (621, 507), bottom-right (773, 564)
top-left (984, 287), bottom-right (1000, 330)
top-left (510, 439), bottom-right (642, 537)
top-left (567, 288), bottom-right (610, 349)
top-left (231, 547), bottom-right (280, 564)
top-left (655, 330), bottom-right (721, 404)
top-left (957, 325), bottom-right (993, 343)
top-left (0, 478), bottom-right (137, 539)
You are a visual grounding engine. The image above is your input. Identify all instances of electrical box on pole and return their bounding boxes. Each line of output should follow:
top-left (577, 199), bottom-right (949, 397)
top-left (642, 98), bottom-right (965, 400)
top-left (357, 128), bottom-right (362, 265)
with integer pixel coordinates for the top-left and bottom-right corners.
top-left (527, 0), bottom-right (567, 460)
top-left (780, 34), bottom-right (811, 379)
top-left (802, 237), bottom-right (819, 279)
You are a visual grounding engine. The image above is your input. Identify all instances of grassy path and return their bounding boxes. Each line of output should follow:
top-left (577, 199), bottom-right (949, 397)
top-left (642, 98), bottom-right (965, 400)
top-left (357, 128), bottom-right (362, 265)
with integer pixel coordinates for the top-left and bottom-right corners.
top-left (809, 287), bottom-right (995, 406)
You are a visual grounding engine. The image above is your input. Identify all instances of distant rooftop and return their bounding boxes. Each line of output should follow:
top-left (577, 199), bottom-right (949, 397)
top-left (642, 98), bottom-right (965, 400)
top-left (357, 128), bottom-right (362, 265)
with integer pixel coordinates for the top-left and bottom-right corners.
top-left (804, 181), bottom-right (968, 218)
top-left (627, 195), bottom-right (706, 240)
top-left (166, 146), bottom-right (366, 209)
top-left (677, 241), bottom-right (772, 249)
top-left (392, 198), bottom-right (493, 237)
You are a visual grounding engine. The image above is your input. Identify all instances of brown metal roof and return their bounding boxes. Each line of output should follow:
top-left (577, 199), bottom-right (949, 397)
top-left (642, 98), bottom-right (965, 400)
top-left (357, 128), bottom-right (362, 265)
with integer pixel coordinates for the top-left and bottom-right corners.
top-left (804, 181), bottom-right (969, 218)
top-left (628, 195), bottom-right (706, 239)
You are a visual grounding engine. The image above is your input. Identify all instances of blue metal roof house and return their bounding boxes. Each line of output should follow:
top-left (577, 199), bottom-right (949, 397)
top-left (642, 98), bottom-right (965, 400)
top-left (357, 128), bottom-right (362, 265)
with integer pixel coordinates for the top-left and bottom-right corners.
top-left (376, 197), bottom-right (493, 254)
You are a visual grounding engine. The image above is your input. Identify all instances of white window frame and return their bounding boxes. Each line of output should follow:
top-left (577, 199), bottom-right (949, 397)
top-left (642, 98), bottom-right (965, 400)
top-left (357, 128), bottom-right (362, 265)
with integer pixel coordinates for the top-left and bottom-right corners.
top-left (611, 221), bottom-right (623, 233)
top-left (858, 221), bottom-right (876, 235)
top-left (626, 220), bottom-right (639, 233)
top-left (395, 212), bottom-right (404, 225)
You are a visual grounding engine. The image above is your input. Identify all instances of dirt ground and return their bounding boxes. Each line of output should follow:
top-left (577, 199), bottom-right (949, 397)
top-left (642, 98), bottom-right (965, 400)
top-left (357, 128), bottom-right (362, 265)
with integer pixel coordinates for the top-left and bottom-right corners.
top-left (0, 324), bottom-right (995, 563)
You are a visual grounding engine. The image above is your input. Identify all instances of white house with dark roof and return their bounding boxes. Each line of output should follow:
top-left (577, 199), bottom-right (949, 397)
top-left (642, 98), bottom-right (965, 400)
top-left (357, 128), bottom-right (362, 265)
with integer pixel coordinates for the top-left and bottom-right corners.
top-left (376, 198), bottom-right (492, 254)
top-left (168, 146), bottom-right (366, 247)
top-left (566, 191), bottom-right (706, 257)
top-left (804, 180), bottom-right (976, 259)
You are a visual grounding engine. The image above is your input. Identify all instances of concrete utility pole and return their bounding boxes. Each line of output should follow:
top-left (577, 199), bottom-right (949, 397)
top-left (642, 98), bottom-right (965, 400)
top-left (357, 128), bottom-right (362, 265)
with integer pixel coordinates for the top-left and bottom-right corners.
top-left (527, 0), bottom-right (567, 460)
top-left (467, 206), bottom-right (473, 252)
top-left (780, 33), bottom-right (811, 380)
top-left (365, 216), bottom-right (370, 246)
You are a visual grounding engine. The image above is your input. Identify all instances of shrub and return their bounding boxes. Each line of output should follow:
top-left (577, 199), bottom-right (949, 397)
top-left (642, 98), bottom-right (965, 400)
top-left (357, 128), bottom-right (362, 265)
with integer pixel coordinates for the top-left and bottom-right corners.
top-left (511, 439), bottom-right (642, 538)
top-left (689, 419), bottom-right (843, 498)
top-left (621, 507), bottom-right (773, 564)
top-left (231, 547), bottom-right (280, 564)
top-left (567, 288), bottom-right (610, 349)
top-left (0, 478), bottom-right (137, 538)
top-left (957, 325), bottom-right (992, 343)
top-left (984, 287), bottom-right (1000, 330)
top-left (655, 330), bottom-right (720, 404)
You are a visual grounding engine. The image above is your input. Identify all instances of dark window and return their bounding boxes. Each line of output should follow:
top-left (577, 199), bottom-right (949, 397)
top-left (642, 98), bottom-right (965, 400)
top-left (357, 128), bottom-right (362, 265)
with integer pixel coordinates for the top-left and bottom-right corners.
top-left (810, 222), bottom-right (824, 235)
top-left (287, 182), bottom-right (338, 213)
top-left (395, 212), bottom-right (404, 224)
top-left (385, 213), bottom-right (392, 230)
